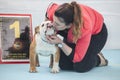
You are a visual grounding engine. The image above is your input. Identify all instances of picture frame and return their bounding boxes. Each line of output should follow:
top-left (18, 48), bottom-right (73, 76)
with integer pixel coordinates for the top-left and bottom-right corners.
top-left (0, 14), bottom-right (32, 63)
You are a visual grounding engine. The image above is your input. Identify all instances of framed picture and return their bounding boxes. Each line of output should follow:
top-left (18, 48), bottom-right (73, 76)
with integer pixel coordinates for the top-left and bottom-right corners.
top-left (0, 14), bottom-right (32, 63)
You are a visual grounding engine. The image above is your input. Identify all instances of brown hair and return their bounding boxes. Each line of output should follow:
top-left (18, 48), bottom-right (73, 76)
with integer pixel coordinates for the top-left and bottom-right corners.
top-left (55, 1), bottom-right (83, 43)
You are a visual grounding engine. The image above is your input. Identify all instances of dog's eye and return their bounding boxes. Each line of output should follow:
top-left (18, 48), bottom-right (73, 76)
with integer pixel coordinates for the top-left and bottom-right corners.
top-left (47, 23), bottom-right (49, 26)
top-left (41, 24), bottom-right (44, 27)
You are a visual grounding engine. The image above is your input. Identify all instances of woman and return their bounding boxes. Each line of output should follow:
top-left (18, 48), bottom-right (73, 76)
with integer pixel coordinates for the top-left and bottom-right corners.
top-left (45, 1), bottom-right (108, 72)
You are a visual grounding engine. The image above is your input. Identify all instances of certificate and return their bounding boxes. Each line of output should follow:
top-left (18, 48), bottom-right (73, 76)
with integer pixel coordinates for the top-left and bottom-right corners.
top-left (0, 14), bottom-right (32, 63)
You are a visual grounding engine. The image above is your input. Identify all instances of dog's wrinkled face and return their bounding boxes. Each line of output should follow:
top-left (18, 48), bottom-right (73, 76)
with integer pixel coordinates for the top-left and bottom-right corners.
top-left (39, 21), bottom-right (55, 41)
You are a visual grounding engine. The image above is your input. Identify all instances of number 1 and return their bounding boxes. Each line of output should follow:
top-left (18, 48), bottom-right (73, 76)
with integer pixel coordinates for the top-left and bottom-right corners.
top-left (9, 21), bottom-right (20, 38)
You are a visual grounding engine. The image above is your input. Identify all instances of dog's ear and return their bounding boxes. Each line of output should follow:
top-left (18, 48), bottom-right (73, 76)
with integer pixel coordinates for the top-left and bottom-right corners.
top-left (35, 26), bottom-right (40, 34)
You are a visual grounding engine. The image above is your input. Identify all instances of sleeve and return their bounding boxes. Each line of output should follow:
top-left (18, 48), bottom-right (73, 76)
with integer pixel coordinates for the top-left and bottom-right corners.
top-left (73, 26), bottom-right (92, 63)
top-left (45, 3), bottom-right (59, 21)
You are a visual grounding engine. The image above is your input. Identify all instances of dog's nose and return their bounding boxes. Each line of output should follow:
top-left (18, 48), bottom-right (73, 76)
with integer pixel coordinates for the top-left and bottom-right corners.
top-left (47, 25), bottom-right (52, 28)
top-left (47, 22), bottom-right (53, 28)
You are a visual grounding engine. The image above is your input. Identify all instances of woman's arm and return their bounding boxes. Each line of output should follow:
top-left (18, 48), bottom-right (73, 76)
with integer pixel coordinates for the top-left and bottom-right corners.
top-left (59, 41), bottom-right (72, 56)
top-left (46, 35), bottom-right (75, 56)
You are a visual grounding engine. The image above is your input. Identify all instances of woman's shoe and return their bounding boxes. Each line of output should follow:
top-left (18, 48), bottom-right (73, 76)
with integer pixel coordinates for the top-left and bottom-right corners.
top-left (97, 52), bottom-right (108, 67)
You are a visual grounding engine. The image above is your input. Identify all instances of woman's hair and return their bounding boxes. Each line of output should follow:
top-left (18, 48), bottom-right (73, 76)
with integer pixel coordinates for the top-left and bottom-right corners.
top-left (54, 1), bottom-right (83, 42)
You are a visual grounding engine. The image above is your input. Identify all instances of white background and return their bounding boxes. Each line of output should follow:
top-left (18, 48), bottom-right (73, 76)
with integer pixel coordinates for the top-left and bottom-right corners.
top-left (0, 0), bottom-right (120, 49)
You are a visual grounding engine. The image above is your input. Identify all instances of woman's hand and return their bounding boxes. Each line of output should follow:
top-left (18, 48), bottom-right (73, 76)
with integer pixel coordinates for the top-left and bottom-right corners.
top-left (46, 35), bottom-right (63, 44)
top-left (46, 34), bottom-right (72, 56)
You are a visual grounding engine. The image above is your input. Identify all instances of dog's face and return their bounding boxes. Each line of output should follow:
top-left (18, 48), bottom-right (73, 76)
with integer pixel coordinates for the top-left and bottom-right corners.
top-left (36, 21), bottom-right (55, 41)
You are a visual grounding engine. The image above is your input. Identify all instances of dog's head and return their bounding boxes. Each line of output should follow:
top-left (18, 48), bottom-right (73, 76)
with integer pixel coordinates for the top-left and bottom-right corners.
top-left (35, 21), bottom-right (55, 41)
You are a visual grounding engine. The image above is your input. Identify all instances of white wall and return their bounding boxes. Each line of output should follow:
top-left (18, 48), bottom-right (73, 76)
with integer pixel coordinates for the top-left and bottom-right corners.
top-left (0, 0), bottom-right (120, 49)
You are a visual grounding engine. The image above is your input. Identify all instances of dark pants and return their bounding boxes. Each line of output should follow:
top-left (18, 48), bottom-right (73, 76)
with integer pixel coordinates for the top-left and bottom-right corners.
top-left (59, 23), bottom-right (108, 72)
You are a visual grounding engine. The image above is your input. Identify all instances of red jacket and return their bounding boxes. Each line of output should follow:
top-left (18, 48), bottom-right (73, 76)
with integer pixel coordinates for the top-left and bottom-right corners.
top-left (46, 3), bottom-right (104, 63)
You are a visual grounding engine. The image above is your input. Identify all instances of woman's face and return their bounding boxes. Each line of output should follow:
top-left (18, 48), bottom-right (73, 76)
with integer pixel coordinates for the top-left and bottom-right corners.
top-left (53, 15), bottom-right (68, 31)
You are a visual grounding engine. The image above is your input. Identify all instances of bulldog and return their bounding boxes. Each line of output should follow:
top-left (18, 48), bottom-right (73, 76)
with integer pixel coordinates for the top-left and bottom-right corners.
top-left (29, 21), bottom-right (60, 73)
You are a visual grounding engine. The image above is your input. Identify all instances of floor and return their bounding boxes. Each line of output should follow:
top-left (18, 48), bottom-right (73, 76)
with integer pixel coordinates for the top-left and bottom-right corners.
top-left (0, 49), bottom-right (120, 80)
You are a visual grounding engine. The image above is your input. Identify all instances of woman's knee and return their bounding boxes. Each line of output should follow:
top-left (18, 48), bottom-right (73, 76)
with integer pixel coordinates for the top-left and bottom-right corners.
top-left (73, 63), bottom-right (93, 73)
top-left (59, 64), bottom-right (73, 70)
top-left (74, 67), bottom-right (90, 73)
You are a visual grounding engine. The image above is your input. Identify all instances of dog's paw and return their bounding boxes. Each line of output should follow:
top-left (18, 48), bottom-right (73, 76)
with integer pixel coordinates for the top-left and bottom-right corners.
top-left (51, 66), bottom-right (60, 73)
top-left (29, 70), bottom-right (38, 73)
